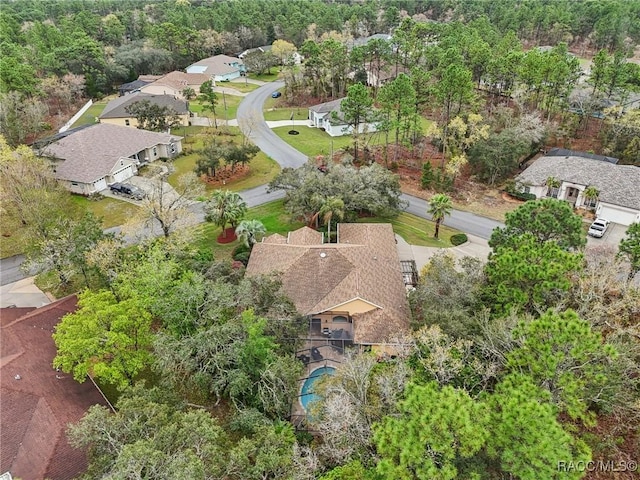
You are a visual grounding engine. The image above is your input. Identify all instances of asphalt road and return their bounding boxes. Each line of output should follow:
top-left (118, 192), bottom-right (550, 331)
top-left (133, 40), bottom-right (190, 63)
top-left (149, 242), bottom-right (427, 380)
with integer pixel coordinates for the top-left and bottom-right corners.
top-left (0, 254), bottom-right (28, 286)
top-left (236, 81), bottom-right (308, 169)
top-left (235, 83), bottom-right (505, 239)
top-left (1, 81), bottom-right (504, 287)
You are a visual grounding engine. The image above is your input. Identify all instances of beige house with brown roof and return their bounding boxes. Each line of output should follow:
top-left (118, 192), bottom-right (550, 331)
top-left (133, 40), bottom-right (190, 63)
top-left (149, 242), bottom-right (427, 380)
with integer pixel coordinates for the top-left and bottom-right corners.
top-left (40, 123), bottom-right (182, 195)
top-left (140, 71), bottom-right (210, 99)
top-left (99, 92), bottom-right (190, 128)
top-left (246, 223), bottom-right (410, 349)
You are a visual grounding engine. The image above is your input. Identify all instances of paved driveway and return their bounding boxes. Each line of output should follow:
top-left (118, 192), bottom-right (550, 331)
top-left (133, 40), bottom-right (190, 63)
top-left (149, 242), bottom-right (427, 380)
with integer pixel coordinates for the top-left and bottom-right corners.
top-left (586, 221), bottom-right (628, 248)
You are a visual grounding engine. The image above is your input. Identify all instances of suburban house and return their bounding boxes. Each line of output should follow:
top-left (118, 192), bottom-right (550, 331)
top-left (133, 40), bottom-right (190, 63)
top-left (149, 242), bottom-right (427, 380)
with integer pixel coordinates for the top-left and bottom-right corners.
top-left (245, 223), bottom-right (411, 352)
top-left (308, 98), bottom-right (379, 137)
top-left (1, 296), bottom-right (110, 480)
top-left (240, 45), bottom-right (303, 65)
top-left (139, 71), bottom-right (210, 98)
top-left (40, 123), bottom-right (183, 195)
top-left (347, 33), bottom-right (393, 50)
top-left (118, 74), bottom-right (163, 96)
top-left (99, 92), bottom-right (190, 128)
top-left (364, 62), bottom-right (409, 89)
top-left (239, 45), bottom-right (273, 59)
top-left (186, 54), bottom-right (245, 82)
top-left (517, 151), bottom-right (640, 225)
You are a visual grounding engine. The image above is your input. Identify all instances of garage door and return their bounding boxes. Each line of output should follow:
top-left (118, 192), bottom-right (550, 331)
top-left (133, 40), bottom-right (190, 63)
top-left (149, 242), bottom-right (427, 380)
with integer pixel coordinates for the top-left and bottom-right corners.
top-left (112, 165), bottom-right (134, 183)
top-left (93, 178), bottom-right (107, 192)
top-left (597, 203), bottom-right (639, 226)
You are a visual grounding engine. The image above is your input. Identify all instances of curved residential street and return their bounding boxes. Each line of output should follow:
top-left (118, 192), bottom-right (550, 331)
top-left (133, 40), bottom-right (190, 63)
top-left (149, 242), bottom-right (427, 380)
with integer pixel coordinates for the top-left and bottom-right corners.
top-left (235, 81), bottom-right (504, 239)
top-left (0, 80), bottom-right (503, 289)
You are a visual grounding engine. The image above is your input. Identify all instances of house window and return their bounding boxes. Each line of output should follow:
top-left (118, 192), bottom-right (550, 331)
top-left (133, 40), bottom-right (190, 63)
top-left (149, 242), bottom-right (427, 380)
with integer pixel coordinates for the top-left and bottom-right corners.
top-left (153, 147), bottom-right (157, 157)
top-left (169, 143), bottom-right (176, 154)
top-left (547, 186), bottom-right (559, 198)
top-left (523, 186), bottom-right (531, 194)
top-left (71, 182), bottom-right (79, 186)
top-left (584, 196), bottom-right (597, 209)
top-left (332, 315), bottom-right (349, 323)
top-left (125, 119), bottom-right (130, 126)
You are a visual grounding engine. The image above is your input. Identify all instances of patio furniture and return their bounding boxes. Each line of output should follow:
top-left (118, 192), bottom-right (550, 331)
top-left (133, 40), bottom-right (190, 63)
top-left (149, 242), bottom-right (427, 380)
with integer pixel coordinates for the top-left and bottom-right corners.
top-left (297, 354), bottom-right (310, 365)
top-left (311, 347), bottom-right (323, 361)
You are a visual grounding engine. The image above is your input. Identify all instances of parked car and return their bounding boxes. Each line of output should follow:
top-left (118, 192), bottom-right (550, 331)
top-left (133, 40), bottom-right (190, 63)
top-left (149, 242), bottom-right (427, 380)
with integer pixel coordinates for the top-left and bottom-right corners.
top-left (271, 91), bottom-right (282, 98)
top-left (109, 182), bottom-right (145, 200)
top-left (588, 218), bottom-right (609, 238)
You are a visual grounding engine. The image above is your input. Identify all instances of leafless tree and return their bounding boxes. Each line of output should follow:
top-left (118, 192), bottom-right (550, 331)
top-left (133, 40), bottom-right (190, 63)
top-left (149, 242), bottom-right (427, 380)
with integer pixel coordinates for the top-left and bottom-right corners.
top-left (128, 172), bottom-right (204, 239)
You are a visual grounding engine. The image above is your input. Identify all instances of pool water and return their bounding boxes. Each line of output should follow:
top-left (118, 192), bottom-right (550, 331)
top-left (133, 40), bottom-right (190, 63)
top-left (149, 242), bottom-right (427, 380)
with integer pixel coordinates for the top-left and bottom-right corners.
top-left (300, 366), bottom-right (336, 412)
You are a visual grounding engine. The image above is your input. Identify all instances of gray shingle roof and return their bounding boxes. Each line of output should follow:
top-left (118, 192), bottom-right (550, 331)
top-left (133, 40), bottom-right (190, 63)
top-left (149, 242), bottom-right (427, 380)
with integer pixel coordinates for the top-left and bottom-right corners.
top-left (41, 123), bottom-right (182, 184)
top-left (100, 92), bottom-right (188, 119)
top-left (516, 155), bottom-right (640, 210)
top-left (309, 98), bottom-right (345, 114)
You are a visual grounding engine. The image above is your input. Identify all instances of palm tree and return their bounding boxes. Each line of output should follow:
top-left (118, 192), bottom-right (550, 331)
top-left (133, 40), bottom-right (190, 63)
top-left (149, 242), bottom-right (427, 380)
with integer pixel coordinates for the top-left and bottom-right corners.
top-left (319, 197), bottom-right (345, 242)
top-left (428, 193), bottom-right (453, 239)
top-left (583, 186), bottom-right (599, 210)
top-left (204, 190), bottom-right (248, 238)
top-left (235, 219), bottom-right (266, 248)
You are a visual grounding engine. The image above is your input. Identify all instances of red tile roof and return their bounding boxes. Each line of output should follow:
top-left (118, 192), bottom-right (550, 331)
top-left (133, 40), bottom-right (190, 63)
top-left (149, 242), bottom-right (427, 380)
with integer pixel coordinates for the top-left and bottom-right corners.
top-left (1, 296), bottom-right (109, 480)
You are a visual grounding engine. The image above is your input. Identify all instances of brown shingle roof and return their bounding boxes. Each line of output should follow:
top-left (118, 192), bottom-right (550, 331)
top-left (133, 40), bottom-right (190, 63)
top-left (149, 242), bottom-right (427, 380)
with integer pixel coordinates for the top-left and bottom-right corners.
top-left (41, 123), bottom-right (182, 184)
top-left (246, 223), bottom-right (410, 344)
top-left (1, 296), bottom-right (109, 480)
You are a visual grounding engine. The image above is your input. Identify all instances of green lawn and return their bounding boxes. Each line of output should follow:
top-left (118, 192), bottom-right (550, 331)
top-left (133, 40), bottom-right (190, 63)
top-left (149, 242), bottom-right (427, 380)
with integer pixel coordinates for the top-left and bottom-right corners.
top-left (190, 199), bottom-right (303, 258)
top-left (227, 80), bottom-right (261, 93)
top-left (272, 126), bottom-right (355, 157)
top-left (263, 107), bottom-right (309, 121)
top-left (70, 96), bottom-right (114, 128)
top-left (248, 71), bottom-right (280, 82)
top-left (167, 136), bottom-right (280, 193)
top-left (1, 195), bottom-right (138, 258)
top-left (190, 95), bottom-right (242, 121)
top-left (70, 195), bottom-right (140, 228)
top-left (357, 212), bottom-right (459, 247)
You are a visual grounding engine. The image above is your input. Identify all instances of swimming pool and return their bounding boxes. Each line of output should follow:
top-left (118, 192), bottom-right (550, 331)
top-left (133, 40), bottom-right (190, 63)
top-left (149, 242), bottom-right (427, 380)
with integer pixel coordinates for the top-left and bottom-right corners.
top-left (300, 366), bottom-right (336, 412)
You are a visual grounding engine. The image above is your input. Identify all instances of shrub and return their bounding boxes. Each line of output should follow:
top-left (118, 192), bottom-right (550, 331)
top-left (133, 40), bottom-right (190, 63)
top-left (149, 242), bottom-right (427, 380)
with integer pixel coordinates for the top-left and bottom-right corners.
top-left (450, 233), bottom-right (468, 246)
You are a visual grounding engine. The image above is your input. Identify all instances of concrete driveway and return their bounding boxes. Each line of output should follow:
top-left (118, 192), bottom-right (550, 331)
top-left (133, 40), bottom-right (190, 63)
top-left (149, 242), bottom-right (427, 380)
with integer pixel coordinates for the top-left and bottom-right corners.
top-left (586, 221), bottom-right (628, 248)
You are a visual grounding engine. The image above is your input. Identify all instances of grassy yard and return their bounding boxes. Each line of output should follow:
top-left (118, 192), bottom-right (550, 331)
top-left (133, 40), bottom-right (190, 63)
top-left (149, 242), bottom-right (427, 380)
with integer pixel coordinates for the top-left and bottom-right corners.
top-left (272, 126), bottom-right (356, 157)
top-left (190, 199), bottom-right (303, 258)
top-left (263, 107), bottom-right (309, 121)
top-left (0, 196), bottom-right (139, 258)
top-left (190, 95), bottom-right (242, 121)
top-left (167, 127), bottom-right (280, 193)
top-left (248, 71), bottom-right (280, 82)
top-left (357, 212), bottom-right (459, 247)
top-left (227, 80), bottom-right (261, 93)
top-left (70, 196), bottom-right (140, 228)
top-left (70, 96), bottom-right (114, 128)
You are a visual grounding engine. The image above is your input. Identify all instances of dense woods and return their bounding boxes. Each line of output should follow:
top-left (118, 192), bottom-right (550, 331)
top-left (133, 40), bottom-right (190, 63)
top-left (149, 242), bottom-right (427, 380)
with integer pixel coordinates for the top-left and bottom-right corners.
top-left (1, 1), bottom-right (640, 479)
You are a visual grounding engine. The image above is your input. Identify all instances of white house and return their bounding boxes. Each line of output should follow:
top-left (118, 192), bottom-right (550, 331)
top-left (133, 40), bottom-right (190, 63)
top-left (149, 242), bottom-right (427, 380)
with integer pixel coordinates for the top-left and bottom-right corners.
top-left (186, 55), bottom-right (245, 82)
top-left (40, 124), bottom-right (183, 195)
top-left (308, 98), bottom-right (379, 137)
top-left (516, 152), bottom-right (640, 225)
